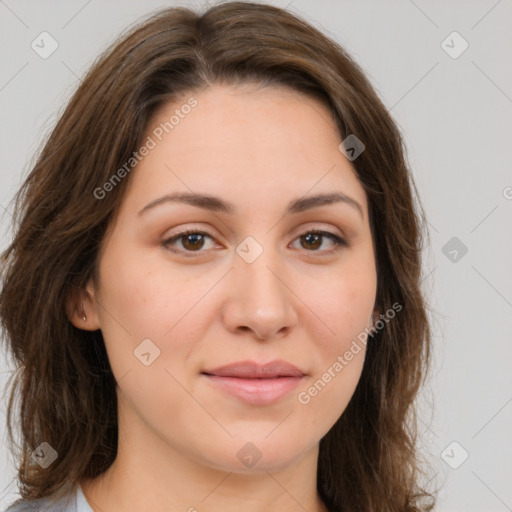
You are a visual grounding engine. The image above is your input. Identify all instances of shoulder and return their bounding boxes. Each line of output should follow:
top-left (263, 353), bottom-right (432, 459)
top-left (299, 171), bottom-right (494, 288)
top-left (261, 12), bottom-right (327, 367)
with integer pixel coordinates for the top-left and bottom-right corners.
top-left (4, 497), bottom-right (47, 511)
top-left (4, 490), bottom-right (79, 512)
top-left (4, 498), bottom-right (47, 511)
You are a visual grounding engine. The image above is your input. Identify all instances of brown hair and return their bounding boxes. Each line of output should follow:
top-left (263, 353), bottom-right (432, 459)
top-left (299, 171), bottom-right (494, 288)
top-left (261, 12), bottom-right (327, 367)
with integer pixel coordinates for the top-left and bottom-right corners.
top-left (0, 2), bottom-right (437, 511)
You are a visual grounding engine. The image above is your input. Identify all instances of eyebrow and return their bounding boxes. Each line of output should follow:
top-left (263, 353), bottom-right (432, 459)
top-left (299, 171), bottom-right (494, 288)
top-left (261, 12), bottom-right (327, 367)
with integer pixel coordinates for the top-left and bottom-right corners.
top-left (138, 191), bottom-right (364, 218)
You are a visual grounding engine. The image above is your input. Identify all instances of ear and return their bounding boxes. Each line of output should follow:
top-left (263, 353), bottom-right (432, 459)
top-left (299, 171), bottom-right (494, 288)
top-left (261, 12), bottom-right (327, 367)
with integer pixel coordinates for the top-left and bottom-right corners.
top-left (65, 279), bottom-right (101, 331)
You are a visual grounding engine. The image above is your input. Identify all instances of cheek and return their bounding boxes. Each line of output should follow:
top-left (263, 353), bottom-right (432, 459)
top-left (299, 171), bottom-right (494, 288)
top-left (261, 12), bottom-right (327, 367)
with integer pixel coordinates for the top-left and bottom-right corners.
top-left (93, 254), bottom-right (203, 427)
top-left (308, 266), bottom-right (376, 351)
top-left (97, 243), bottom-right (192, 335)
top-left (295, 275), bottom-right (372, 427)
top-left (295, 263), bottom-right (375, 416)
top-left (95, 247), bottom-right (214, 378)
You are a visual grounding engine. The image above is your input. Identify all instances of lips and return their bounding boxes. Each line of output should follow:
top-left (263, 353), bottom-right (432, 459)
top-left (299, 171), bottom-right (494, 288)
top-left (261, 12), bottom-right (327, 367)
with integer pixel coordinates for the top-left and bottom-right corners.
top-left (201, 360), bottom-right (306, 405)
top-left (202, 360), bottom-right (305, 379)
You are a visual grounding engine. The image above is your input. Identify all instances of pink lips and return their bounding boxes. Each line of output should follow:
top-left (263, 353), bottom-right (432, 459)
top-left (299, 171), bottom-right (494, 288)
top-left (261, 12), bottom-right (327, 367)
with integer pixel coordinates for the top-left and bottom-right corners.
top-left (202, 360), bottom-right (305, 405)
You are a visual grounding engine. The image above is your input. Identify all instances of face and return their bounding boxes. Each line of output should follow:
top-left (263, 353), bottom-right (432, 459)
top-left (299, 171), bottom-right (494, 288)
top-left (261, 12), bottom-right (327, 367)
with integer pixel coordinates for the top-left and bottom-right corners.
top-left (78, 83), bottom-right (378, 474)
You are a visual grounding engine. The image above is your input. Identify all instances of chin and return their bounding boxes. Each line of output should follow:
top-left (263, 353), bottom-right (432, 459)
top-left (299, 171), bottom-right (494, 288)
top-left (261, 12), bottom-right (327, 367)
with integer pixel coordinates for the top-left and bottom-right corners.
top-left (196, 434), bottom-right (315, 475)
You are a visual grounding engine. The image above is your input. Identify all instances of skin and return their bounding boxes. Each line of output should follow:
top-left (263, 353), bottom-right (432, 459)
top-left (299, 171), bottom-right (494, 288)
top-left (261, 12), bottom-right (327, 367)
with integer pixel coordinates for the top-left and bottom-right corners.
top-left (69, 83), bottom-right (379, 512)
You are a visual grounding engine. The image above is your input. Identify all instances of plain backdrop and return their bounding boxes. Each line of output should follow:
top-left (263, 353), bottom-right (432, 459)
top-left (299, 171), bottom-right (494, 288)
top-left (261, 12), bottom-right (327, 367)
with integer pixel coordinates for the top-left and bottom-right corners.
top-left (0, 1), bottom-right (511, 511)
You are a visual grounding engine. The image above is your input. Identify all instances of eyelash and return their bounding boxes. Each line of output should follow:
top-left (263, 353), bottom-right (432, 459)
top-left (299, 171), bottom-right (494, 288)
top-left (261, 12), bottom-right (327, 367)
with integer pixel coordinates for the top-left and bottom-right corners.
top-left (162, 229), bottom-right (348, 257)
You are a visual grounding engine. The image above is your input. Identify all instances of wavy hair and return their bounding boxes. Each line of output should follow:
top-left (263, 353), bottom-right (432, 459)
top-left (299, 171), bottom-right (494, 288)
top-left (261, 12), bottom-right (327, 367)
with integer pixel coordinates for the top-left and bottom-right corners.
top-left (0, 2), bottom-right (437, 511)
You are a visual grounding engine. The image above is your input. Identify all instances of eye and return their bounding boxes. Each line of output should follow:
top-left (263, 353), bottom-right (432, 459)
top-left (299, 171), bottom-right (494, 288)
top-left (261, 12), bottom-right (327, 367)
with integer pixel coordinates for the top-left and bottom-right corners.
top-left (163, 230), bottom-right (217, 254)
top-left (162, 229), bottom-right (348, 256)
top-left (290, 230), bottom-right (348, 253)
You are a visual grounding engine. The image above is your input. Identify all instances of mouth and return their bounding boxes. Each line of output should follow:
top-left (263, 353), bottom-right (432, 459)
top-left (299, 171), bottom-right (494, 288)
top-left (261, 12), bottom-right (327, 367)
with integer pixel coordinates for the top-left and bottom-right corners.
top-left (201, 360), bottom-right (306, 405)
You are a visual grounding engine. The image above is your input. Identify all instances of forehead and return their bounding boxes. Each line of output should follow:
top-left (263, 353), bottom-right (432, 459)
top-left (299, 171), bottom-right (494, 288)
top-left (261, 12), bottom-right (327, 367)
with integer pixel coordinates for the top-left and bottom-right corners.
top-left (123, 83), bottom-right (367, 216)
top-left (158, 83), bottom-right (340, 150)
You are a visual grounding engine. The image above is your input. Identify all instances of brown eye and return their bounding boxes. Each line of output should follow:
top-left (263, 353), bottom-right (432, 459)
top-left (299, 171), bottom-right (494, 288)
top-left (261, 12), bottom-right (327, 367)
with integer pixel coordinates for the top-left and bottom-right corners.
top-left (163, 230), bottom-right (216, 254)
top-left (300, 232), bottom-right (322, 250)
top-left (181, 233), bottom-right (206, 251)
top-left (293, 231), bottom-right (347, 253)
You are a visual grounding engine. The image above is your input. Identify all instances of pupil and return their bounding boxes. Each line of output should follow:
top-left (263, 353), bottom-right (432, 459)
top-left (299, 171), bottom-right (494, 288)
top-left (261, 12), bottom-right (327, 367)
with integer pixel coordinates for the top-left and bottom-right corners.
top-left (303, 233), bottom-right (321, 250)
top-left (184, 234), bottom-right (204, 250)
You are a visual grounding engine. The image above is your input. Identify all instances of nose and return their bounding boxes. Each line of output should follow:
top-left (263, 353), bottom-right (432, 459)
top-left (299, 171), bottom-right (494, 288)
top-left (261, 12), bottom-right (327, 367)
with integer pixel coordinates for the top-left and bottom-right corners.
top-left (221, 246), bottom-right (299, 340)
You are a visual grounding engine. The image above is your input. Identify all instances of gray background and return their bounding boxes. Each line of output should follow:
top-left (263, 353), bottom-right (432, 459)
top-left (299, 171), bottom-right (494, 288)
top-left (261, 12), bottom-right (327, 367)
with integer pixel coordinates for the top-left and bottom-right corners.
top-left (1, 1), bottom-right (511, 511)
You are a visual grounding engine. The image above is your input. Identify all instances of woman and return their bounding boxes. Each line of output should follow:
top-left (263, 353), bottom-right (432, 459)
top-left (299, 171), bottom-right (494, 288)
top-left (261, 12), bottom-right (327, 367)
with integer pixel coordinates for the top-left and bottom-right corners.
top-left (0, 2), bottom-right (436, 511)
